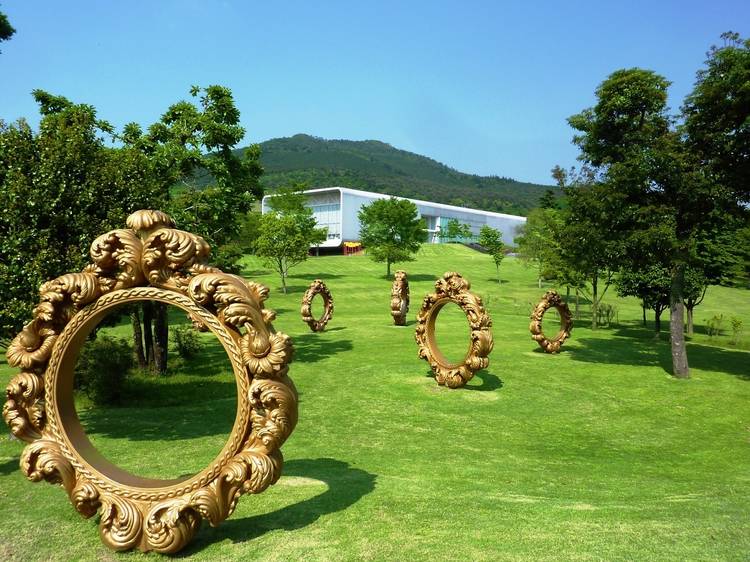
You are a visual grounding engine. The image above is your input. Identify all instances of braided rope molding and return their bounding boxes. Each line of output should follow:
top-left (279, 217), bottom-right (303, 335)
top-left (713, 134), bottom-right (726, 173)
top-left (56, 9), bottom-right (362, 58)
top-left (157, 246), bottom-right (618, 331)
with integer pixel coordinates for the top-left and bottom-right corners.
top-left (529, 290), bottom-right (573, 353)
top-left (415, 272), bottom-right (494, 388)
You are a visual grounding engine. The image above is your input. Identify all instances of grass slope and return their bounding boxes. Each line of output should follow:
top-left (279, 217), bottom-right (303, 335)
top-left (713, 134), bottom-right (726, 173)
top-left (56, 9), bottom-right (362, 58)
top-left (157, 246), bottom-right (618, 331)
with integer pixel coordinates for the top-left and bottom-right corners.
top-left (1, 245), bottom-right (748, 561)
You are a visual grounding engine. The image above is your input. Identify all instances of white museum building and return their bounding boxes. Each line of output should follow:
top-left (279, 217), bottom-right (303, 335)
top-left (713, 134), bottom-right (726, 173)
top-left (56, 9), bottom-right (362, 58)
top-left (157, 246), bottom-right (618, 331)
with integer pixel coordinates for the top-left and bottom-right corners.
top-left (261, 186), bottom-right (527, 249)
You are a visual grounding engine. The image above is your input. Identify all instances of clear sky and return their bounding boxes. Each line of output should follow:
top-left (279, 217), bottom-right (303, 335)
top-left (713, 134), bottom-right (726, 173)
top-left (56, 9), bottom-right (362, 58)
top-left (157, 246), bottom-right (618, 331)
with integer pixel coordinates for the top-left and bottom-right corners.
top-left (1, 1), bottom-right (748, 185)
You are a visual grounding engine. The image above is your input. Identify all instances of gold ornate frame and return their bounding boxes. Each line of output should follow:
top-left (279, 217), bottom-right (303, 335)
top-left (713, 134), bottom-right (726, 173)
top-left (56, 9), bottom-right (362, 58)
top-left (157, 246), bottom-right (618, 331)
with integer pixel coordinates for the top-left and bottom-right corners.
top-left (390, 270), bottom-right (409, 326)
top-left (414, 272), bottom-right (493, 388)
top-left (300, 279), bottom-right (334, 332)
top-left (3, 210), bottom-right (297, 553)
top-left (529, 290), bottom-right (573, 353)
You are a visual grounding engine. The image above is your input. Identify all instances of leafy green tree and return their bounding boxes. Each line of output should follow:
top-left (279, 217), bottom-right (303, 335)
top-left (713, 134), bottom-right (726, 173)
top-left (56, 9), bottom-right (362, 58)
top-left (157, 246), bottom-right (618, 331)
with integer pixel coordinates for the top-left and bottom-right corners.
top-left (568, 33), bottom-right (750, 377)
top-left (358, 197), bottom-right (426, 276)
top-left (514, 207), bottom-right (563, 289)
top-left (254, 189), bottom-right (327, 293)
top-left (0, 8), bottom-right (15, 51)
top-left (441, 218), bottom-right (472, 242)
top-left (616, 264), bottom-right (671, 336)
top-left (0, 92), bottom-right (163, 345)
top-left (538, 189), bottom-right (559, 209)
top-left (478, 226), bottom-right (506, 282)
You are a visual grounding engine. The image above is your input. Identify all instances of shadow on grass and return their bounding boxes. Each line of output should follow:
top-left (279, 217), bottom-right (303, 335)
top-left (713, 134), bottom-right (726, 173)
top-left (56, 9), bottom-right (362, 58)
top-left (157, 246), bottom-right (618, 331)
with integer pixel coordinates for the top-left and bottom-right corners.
top-left (464, 371), bottom-right (503, 391)
top-left (291, 332), bottom-right (353, 364)
top-left (183, 458), bottom-right (376, 553)
top-left (568, 330), bottom-right (750, 380)
top-left (288, 273), bottom-right (346, 280)
top-left (0, 457), bottom-right (19, 475)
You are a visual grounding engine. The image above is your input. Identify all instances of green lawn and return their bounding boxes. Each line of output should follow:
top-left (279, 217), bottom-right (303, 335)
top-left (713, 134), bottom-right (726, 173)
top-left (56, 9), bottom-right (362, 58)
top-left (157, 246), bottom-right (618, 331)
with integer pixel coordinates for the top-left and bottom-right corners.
top-left (1, 245), bottom-right (749, 561)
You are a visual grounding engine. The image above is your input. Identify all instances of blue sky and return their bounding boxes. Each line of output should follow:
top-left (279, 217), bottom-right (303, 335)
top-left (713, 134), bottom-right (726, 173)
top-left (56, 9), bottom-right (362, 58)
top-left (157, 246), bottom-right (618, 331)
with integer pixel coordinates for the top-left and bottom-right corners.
top-left (1, 1), bottom-right (748, 184)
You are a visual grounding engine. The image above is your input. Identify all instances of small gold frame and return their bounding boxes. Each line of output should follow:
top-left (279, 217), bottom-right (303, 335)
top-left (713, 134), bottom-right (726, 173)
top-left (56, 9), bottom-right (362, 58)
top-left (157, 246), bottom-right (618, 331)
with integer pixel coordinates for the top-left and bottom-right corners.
top-left (390, 270), bottom-right (409, 326)
top-left (415, 272), bottom-right (493, 388)
top-left (3, 210), bottom-right (297, 553)
top-left (529, 290), bottom-right (573, 353)
top-left (300, 279), bottom-right (334, 332)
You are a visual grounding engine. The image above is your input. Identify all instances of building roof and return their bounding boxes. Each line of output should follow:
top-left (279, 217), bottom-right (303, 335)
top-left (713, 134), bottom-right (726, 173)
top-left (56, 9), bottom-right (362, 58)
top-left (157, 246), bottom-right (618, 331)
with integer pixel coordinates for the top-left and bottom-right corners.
top-left (287, 186), bottom-right (527, 221)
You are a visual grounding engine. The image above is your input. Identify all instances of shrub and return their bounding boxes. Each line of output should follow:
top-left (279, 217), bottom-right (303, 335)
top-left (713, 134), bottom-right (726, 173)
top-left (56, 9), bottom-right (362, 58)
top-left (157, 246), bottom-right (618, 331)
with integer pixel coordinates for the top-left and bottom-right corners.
top-left (706, 314), bottom-right (724, 337)
top-left (730, 317), bottom-right (743, 345)
top-left (75, 335), bottom-right (133, 405)
top-left (171, 324), bottom-right (202, 359)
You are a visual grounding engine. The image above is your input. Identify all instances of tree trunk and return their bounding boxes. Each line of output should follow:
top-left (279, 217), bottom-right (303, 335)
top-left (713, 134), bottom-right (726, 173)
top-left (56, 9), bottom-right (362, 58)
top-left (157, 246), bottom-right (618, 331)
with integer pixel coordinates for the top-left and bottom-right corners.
top-left (153, 303), bottom-right (168, 375)
top-left (131, 309), bottom-right (146, 369)
top-left (642, 300), bottom-right (647, 327)
top-left (591, 275), bottom-right (598, 330)
top-left (142, 302), bottom-right (154, 369)
top-left (537, 276), bottom-right (542, 289)
top-left (279, 258), bottom-right (287, 294)
top-left (387, 258), bottom-right (391, 277)
top-left (670, 264), bottom-right (690, 378)
top-left (575, 288), bottom-right (580, 320)
top-left (654, 307), bottom-right (662, 339)
top-left (686, 306), bottom-right (694, 336)
top-left (496, 264), bottom-right (500, 283)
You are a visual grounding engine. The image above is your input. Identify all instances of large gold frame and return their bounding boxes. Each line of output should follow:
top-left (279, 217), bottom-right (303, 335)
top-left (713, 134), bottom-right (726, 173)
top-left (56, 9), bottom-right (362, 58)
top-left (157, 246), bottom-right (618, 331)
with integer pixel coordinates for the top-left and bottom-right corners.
top-left (390, 270), bottom-right (409, 326)
top-left (300, 279), bottom-right (334, 332)
top-left (2, 210), bottom-right (298, 553)
top-left (529, 290), bottom-right (573, 353)
top-left (415, 272), bottom-right (493, 388)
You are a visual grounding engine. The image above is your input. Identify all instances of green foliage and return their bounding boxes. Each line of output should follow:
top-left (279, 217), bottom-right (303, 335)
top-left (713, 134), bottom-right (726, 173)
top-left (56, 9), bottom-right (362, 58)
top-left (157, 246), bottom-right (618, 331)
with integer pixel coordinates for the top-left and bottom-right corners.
top-left (0, 85), bottom-right (258, 340)
top-left (358, 197), bottom-right (426, 276)
top-left (170, 325), bottom-right (203, 359)
top-left (596, 303), bottom-right (619, 327)
top-left (75, 335), bottom-right (133, 405)
top-left (254, 188), bottom-right (327, 292)
top-left (440, 218), bottom-right (472, 242)
top-left (514, 207), bottom-right (565, 286)
top-left (0, 9), bottom-right (15, 50)
top-left (730, 316), bottom-right (743, 345)
top-left (706, 314), bottom-right (725, 337)
top-left (478, 225), bottom-right (506, 281)
top-left (0, 95), bottom-right (164, 340)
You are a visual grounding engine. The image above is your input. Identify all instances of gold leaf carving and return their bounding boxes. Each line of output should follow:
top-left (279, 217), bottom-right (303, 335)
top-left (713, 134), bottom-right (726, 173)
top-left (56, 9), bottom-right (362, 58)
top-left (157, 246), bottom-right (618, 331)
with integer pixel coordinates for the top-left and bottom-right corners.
top-left (530, 290), bottom-right (573, 353)
top-left (3, 210), bottom-right (297, 553)
top-left (300, 279), bottom-right (334, 332)
top-left (415, 272), bottom-right (494, 388)
top-left (390, 270), bottom-right (410, 325)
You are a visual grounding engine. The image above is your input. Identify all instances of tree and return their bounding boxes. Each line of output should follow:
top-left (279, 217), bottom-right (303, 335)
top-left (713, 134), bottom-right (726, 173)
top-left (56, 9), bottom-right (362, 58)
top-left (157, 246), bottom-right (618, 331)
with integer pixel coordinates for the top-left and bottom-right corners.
top-left (514, 207), bottom-right (562, 289)
top-left (440, 219), bottom-right (472, 242)
top-left (0, 9), bottom-right (15, 52)
top-left (616, 264), bottom-right (670, 336)
top-left (538, 189), bottom-right (559, 209)
top-left (254, 188), bottom-right (327, 293)
top-left (0, 86), bottom-right (259, 374)
top-left (358, 197), bottom-right (426, 276)
top-left (568, 34), bottom-right (750, 377)
top-left (478, 226), bottom-right (506, 282)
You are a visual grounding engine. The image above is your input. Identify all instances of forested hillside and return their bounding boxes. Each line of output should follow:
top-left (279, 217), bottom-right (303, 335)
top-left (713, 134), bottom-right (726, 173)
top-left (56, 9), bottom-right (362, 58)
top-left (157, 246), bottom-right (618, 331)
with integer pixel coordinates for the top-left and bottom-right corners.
top-left (253, 134), bottom-right (554, 215)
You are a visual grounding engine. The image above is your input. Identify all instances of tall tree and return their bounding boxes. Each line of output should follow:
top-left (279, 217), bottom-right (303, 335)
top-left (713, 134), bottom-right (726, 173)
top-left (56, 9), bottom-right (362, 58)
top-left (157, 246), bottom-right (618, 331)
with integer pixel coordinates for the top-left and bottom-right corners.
top-left (513, 207), bottom-right (562, 289)
top-left (254, 188), bottom-right (327, 293)
top-left (358, 198), bottom-right (426, 276)
top-left (568, 33), bottom-right (750, 377)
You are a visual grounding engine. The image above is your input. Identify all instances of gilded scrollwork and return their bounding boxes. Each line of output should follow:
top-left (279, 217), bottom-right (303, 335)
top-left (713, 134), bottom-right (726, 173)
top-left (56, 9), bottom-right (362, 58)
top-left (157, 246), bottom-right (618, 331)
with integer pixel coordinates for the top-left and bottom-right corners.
top-left (3, 209), bottom-right (298, 554)
top-left (415, 272), bottom-right (494, 388)
top-left (529, 290), bottom-right (573, 353)
top-left (390, 270), bottom-right (409, 325)
top-left (300, 279), bottom-right (334, 332)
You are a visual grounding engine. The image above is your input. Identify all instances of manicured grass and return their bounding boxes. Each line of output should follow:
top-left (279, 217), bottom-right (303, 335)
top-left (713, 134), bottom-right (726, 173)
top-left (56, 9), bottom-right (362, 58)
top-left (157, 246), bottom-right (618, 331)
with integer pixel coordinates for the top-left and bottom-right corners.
top-left (1, 245), bottom-right (748, 561)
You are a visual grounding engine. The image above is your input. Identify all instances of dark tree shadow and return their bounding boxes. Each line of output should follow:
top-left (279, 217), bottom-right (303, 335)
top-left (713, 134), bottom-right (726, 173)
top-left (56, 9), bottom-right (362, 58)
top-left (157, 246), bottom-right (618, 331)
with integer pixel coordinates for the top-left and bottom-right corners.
top-left (567, 333), bottom-right (750, 380)
top-left (182, 458), bottom-right (376, 554)
top-left (464, 371), bottom-right (503, 391)
top-left (288, 273), bottom-right (346, 280)
top-left (0, 457), bottom-right (19, 475)
top-left (485, 278), bottom-right (509, 285)
top-left (291, 332), bottom-right (354, 364)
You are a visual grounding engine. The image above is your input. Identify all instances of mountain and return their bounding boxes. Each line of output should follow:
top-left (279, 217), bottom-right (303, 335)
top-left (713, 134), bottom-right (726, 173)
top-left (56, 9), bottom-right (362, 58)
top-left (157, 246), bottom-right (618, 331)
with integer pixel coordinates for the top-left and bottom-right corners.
top-left (254, 134), bottom-right (553, 216)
